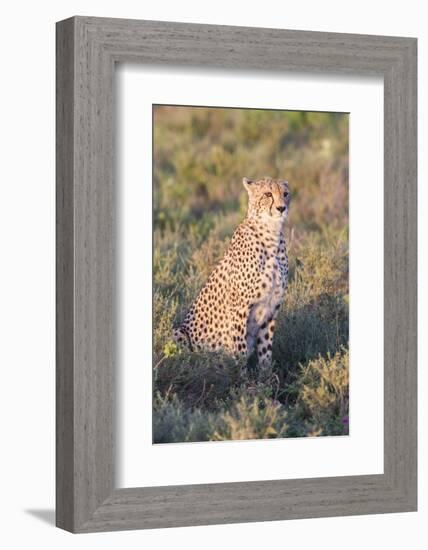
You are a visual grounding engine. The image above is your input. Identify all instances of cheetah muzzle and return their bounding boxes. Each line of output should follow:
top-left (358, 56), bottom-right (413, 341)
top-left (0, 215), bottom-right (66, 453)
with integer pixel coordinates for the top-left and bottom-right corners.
top-left (173, 177), bottom-right (290, 370)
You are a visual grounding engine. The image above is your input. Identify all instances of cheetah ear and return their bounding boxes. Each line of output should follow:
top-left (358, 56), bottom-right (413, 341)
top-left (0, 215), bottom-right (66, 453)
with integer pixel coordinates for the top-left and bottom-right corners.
top-left (243, 177), bottom-right (254, 190)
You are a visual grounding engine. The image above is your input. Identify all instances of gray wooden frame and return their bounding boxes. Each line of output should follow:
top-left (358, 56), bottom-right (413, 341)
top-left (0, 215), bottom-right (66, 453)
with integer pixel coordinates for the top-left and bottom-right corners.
top-left (56, 16), bottom-right (417, 533)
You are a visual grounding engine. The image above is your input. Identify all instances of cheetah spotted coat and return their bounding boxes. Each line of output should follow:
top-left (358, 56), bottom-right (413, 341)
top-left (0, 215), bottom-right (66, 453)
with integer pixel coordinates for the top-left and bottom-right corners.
top-left (173, 177), bottom-right (290, 369)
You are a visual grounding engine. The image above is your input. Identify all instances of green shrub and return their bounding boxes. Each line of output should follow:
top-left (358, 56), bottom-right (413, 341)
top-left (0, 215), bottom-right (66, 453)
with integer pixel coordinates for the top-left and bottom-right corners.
top-left (285, 349), bottom-right (349, 437)
top-left (153, 395), bottom-right (215, 443)
top-left (213, 396), bottom-right (288, 441)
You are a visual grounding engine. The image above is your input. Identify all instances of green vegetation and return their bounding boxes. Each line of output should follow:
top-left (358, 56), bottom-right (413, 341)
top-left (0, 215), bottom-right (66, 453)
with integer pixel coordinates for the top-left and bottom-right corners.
top-left (153, 106), bottom-right (349, 443)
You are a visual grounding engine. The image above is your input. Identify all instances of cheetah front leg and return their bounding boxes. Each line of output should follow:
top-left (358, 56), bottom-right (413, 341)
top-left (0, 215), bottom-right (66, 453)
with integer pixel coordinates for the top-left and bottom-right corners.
top-left (256, 317), bottom-right (276, 371)
top-left (227, 304), bottom-right (257, 377)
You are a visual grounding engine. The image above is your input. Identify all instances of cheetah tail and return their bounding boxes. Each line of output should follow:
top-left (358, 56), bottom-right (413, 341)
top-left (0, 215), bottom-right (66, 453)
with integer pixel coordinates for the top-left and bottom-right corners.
top-left (172, 326), bottom-right (193, 351)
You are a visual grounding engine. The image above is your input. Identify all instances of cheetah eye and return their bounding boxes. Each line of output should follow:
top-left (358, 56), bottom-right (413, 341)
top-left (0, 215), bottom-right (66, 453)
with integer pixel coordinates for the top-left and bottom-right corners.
top-left (284, 192), bottom-right (289, 198)
top-left (264, 192), bottom-right (273, 198)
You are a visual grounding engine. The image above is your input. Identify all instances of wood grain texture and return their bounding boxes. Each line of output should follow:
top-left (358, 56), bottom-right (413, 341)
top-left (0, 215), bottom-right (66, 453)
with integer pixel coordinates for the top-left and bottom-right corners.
top-left (56, 18), bottom-right (75, 532)
top-left (56, 16), bottom-right (417, 533)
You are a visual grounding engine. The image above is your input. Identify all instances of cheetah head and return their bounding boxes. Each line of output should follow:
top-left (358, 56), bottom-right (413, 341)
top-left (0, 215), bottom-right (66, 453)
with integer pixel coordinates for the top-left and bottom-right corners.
top-left (243, 177), bottom-right (290, 223)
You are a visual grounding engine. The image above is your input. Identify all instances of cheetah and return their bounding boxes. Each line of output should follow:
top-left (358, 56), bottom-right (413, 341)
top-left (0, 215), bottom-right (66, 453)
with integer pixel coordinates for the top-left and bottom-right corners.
top-left (173, 177), bottom-right (290, 370)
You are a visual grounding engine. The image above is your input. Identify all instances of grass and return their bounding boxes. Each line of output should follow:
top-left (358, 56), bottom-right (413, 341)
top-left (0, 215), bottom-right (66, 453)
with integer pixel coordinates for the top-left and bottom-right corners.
top-left (152, 105), bottom-right (349, 443)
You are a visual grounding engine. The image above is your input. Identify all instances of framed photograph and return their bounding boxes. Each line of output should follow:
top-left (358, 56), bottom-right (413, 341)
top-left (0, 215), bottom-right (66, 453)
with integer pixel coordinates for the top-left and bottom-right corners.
top-left (151, 104), bottom-right (350, 446)
top-left (56, 16), bottom-right (417, 532)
